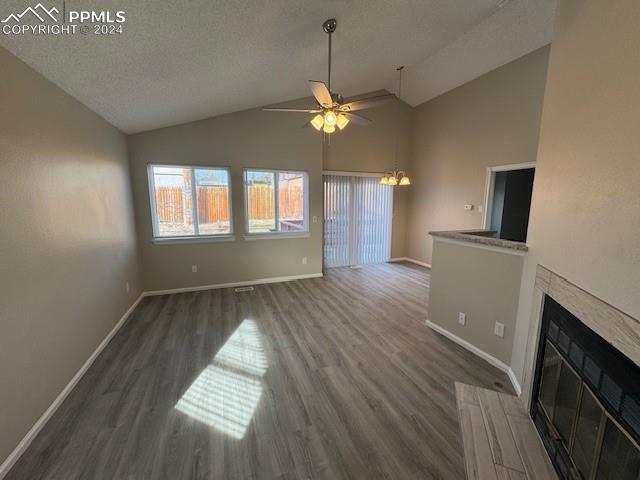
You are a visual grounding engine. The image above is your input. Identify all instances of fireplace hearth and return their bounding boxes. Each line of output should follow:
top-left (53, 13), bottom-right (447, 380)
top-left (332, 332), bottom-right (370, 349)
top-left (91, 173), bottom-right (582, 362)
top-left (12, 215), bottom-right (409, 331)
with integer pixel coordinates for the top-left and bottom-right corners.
top-left (531, 295), bottom-right (640, 479)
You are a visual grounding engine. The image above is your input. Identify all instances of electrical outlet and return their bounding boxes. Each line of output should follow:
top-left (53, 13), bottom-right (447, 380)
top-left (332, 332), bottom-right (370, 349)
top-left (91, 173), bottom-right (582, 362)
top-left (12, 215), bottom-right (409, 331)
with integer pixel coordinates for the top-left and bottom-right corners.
top-left (191, 265), bottom-right (198, 273)
top-left (464, 204), bottom-right (474, 211)
top-left (312, 216), bottom-right (318, 223)
top-left (302, 257), bottom-right (308, 265)
top-left (125, 281), bottom-right (130, 294)
top-left (458, 312), bottom-right (466, 326)
top-left (494, 322), bottom-right (505, 338)
top-left (478, 205), bottom-right (483, 213)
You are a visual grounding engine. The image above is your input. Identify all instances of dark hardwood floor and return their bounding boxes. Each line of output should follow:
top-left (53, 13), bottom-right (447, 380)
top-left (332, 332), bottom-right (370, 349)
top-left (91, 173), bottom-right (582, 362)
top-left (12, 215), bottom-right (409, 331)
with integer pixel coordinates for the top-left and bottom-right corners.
top-left (7, 262), bottom-right (512, 480)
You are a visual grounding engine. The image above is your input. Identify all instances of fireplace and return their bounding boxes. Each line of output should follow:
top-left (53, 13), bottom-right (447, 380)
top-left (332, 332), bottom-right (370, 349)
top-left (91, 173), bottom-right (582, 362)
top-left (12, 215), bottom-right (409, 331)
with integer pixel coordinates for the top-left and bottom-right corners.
top-left (531, 294), bottom-right (640, 479)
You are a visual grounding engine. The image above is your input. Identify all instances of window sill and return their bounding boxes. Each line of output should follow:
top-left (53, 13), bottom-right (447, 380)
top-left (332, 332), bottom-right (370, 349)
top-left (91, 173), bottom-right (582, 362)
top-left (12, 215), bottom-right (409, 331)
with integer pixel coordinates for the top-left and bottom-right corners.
top-left (243, 232), bottom-right (310, 241)
top-left (152, 235), bottom-right (236, 245)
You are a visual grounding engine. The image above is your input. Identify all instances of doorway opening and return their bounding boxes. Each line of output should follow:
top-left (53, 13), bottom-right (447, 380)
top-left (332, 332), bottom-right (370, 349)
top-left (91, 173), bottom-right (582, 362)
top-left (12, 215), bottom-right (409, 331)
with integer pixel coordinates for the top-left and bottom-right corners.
top-left (482, 162), bottom-right (535, 243)
top-left (323, 171), bottom-right (393, 268)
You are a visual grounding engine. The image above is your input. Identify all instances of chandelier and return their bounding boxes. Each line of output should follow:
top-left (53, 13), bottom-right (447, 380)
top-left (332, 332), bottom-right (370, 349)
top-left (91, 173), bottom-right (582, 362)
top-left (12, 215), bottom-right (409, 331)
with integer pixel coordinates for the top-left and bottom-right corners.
top-left (380, 170), bottom-right (411, 186)
top-left (380, 66), bottom-right (411, 187)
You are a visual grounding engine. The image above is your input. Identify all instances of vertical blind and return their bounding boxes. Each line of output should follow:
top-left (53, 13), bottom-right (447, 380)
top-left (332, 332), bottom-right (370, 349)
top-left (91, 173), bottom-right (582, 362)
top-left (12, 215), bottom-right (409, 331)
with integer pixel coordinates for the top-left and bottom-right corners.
top-left (323, 174), bottom-right (393, 268)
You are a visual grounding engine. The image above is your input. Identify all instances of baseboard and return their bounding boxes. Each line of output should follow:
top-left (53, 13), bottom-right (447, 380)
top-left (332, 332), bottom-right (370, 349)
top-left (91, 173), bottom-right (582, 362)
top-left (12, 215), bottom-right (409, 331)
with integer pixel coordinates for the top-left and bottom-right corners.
top-left (143, 272), bottom-right (324, 296)
top-left (0, 293), bottom-right (145, 480)
top-left (425, 320), bottom-right (522, 397)
top-left (506, 367), bottom-right (523, 397)
top-left (389, 257), bottom-right (432, 269)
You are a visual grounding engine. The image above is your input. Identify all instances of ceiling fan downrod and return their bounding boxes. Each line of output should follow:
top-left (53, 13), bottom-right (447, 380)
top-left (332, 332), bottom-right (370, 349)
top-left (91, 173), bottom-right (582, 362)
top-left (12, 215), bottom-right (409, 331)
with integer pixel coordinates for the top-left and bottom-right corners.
top-left (323, 18), bottom-right (337, 93)
top-left (262, 17), bottom-right (394, 135)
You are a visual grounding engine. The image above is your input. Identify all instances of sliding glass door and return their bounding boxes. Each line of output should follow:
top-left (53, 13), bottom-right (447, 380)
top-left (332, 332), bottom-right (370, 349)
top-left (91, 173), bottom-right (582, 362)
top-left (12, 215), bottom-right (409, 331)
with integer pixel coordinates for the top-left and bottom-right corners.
top-left (323, 174), bottom-right (393, 268)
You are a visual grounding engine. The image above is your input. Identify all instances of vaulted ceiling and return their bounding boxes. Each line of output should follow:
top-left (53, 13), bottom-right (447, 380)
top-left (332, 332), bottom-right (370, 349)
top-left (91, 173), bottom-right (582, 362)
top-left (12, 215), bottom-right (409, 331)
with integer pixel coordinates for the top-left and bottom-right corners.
top-left (0, 0), bottom-right (555, 133)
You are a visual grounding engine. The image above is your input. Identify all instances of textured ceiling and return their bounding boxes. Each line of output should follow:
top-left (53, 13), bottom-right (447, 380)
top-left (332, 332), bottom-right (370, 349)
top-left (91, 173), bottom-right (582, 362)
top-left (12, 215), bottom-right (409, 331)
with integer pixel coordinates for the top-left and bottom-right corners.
top-left (0, 0), bottom-right (555, 134)
top-left (399, 0), bottom-right (556, 106)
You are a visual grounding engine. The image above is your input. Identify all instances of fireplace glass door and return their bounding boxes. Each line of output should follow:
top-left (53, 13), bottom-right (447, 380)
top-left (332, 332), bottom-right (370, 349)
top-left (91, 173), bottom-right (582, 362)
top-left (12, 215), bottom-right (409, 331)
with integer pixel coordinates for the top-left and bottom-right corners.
top-left (532, 296), bottom-right (640, 480)
top-left (597, 418), bottom-right (640, 479)
top-left (572, 387), bottom-right (602, 478)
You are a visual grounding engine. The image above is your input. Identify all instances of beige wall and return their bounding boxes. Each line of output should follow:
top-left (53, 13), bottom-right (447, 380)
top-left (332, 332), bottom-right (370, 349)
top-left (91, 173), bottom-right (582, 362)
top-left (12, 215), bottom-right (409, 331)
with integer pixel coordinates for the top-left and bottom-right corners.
top-left (429, 239), bottom-right (524, 364)
top-left (128, 100), bottom-right (324, 292)
top-left (406, 47), bottom-right (550, 265)
top-left (0, 48), bottom-right (141, 464)
top-left (10, 3), bottom-right (638, 461)
top-left (512, 0), bottom-right (640, 389)
top-left (324, 95), bottom-right (413, 258)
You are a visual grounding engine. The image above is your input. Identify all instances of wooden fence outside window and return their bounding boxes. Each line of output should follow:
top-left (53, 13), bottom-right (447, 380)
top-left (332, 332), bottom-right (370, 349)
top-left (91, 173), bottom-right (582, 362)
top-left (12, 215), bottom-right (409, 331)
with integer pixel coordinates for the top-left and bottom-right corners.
top-left (155, 185), bottom-right (303, 224)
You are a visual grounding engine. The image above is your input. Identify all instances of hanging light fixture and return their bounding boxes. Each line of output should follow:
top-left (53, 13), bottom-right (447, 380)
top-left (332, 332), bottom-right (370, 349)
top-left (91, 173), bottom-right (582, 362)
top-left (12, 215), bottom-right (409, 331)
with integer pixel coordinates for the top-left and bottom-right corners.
top-left (380, 170), bottom-right (410, 185)
top-left (380, 66), bottom-right (412, 187)
top-left (263, 19), bottom-right (396, 136)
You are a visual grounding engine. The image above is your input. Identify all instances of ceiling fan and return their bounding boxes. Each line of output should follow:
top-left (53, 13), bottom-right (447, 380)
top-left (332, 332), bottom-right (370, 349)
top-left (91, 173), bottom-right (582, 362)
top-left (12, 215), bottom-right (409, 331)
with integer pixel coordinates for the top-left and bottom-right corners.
top-left (263, 18), bottom-right (396, 134)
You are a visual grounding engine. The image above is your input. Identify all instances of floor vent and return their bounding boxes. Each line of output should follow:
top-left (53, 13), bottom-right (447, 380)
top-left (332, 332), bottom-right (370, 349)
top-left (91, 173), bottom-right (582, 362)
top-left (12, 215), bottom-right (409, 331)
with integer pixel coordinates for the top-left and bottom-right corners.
top-left (234, 286), bottom-right (254, 293)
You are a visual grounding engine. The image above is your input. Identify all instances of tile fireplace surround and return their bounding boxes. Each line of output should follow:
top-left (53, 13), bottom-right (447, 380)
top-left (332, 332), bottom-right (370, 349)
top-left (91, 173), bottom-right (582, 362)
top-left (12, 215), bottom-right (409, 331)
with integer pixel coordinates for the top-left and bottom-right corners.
top-left (522, 265), bottom-right (640, 406)
top-left (520, 265), bottom-right (640, 479)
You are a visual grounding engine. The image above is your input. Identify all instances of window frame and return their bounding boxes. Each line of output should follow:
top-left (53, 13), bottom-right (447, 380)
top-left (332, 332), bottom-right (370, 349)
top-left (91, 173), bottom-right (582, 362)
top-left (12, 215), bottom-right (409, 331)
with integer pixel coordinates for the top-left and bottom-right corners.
top-left (243, 167), bottom-right (309, 239)
top-left (147, 163), bottom-right (234, 243)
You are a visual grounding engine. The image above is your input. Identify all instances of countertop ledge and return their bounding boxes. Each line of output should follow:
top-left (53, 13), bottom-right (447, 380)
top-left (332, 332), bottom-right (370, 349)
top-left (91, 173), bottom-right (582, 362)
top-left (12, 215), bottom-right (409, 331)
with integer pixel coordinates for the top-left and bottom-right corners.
top-left (429, 229), bottom-right (529, 252)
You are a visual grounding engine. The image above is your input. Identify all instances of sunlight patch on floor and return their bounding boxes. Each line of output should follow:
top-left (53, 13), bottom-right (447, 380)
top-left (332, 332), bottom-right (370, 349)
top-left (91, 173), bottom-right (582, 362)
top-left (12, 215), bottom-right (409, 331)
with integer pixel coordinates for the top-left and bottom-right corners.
top-left (175, 319), bottom-right (267, 439)
top-left (214, 319), bottom-right (268, 376)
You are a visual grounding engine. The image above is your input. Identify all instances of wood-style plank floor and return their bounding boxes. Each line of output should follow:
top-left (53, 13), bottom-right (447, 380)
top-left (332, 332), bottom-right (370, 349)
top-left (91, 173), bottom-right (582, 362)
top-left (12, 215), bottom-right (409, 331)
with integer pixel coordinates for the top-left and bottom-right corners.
top-left (7, 262), bottom-right (512, 480)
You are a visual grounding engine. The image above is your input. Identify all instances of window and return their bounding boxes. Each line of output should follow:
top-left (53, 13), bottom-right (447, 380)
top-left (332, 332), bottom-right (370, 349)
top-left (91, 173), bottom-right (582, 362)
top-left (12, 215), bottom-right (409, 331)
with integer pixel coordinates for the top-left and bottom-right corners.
top-left (148, 165), bottom-right (232, 240)
top-left (244, 169), bottom-right (308, 235)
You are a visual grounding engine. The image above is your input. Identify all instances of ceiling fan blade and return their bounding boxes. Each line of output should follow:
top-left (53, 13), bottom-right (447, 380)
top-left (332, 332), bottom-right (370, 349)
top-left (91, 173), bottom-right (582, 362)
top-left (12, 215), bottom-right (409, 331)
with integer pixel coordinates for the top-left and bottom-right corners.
top-left (344, 112), bottom-right (372, 126)
top-left (340, 93), bottom-right (395, 112)
top-left (309, 80), bottom-right (333, 108)
top-left (262, 107), bottom-right (322, 113)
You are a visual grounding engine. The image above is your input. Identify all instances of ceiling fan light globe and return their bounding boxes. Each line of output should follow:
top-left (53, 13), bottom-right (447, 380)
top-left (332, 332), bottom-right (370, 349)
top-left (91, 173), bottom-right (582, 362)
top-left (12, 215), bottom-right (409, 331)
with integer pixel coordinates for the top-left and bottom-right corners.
top-left (310, 114), bottom-right (324, 130)
top-left (399, 176), bottom-right (411, 186)
top-left (324, 111), bottom-right (337, 127)
top-left (336, 113), bottom-right (349, 130)
top-left (323, 123), bottom-right (335, 134)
